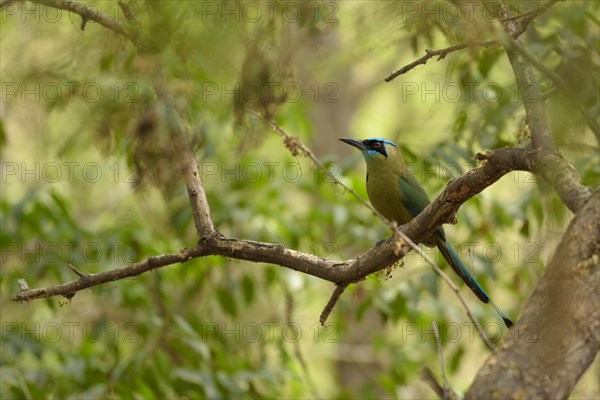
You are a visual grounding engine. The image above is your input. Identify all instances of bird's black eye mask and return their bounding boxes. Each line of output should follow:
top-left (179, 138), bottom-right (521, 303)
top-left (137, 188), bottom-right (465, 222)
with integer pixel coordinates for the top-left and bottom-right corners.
top-left (363, 139), bottom-right (390, 157)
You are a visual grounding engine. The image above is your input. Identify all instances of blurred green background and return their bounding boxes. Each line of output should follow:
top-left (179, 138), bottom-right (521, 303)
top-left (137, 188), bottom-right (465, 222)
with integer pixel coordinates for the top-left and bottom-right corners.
top-left (1, 1), bottom-right (598, 398)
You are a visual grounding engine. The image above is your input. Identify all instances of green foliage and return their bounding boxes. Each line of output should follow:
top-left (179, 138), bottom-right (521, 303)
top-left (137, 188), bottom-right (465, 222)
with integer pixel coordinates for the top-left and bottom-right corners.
top-left (1, 1), bottom-right (598, 399)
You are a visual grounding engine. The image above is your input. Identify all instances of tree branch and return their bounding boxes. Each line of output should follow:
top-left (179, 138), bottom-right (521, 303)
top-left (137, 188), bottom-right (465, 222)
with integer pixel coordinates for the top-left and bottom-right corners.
top-left (319, 283), bottom-right (349, 326)
top-left (497, 2), bottom-right (552, 152)
top-left (159, 84), bottom-right (217, 238)
top-left (13, 146), bottom-right (534, 303)
top-left (532, 152), bottom-right (592, 214)
top-left (384, 40), bottom-right (499, 82)
top-left (497, 1), bottom-right (592, 213)
top-left (13, 248), bottom-right (203, 301)
top-left (385, 0), bottom-right (562, 82)
top-left (28, 0), bottom-right (132, 39)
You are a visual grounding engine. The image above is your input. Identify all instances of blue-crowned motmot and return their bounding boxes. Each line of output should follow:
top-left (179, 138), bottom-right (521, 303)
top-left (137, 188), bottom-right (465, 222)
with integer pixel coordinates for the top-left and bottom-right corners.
top-left (340, 137), bottom-right (513, 328)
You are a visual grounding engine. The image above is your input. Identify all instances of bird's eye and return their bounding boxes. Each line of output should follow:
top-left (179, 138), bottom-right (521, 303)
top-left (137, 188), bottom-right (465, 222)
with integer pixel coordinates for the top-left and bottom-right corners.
top-left (372, 142), bottom-right (381, 148)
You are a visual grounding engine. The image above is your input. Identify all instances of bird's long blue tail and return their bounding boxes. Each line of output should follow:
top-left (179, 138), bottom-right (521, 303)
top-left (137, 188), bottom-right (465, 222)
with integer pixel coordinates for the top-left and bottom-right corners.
top-left (437, 240), bottom-right (513, 328)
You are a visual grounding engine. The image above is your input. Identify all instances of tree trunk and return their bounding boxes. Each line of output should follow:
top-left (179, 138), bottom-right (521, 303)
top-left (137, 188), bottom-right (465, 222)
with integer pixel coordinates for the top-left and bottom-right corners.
top-left (467, 191), bottom-right (600, 399)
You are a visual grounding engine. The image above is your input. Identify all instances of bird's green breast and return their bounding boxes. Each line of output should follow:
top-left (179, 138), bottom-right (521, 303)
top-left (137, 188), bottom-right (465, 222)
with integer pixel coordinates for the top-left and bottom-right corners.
top-left (365, 161), bottom-right (416, 225)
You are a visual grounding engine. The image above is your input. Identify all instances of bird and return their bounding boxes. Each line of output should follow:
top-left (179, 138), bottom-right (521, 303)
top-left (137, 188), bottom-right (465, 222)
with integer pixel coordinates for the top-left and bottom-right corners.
top-left (340, 137), bottom-right (513, 328)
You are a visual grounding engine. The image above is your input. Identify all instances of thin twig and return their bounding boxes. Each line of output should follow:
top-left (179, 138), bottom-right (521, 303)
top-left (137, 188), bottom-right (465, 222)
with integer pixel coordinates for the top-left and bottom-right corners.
top-left (385, 0), bottom-right (563, 82)
top-left (432, 322), bottom-right (450, 398)
top-left (319, 283), bottom-right (349, 326)
top-left (285, 290), bottom-right (321, 400)
top-left (13, 249), bottom-right (201, 302)
top-left (421, 367), bottom-right (445, 399)
top-left (385, 40), bottom-right (499, 82)
top-left (28, 0), bottom-right (132, 39)
top-left (421, 367), bottom-right (458, 400)
top-left (66, 261), bottom-right (87, 278)
top-left (117, 1), bottom-right (136, 22)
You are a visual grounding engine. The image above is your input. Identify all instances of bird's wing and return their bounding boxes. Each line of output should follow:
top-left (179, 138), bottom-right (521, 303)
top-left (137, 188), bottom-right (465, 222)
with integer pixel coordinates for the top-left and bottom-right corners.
top-left (398, 174), bottom-right (432, 216)
top-left (399, 174), bottom-right (446, 238)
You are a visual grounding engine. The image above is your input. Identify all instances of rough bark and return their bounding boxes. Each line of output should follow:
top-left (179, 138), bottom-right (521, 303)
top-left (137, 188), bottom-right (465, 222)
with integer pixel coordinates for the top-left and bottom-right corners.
top-left (466, 191), bottom-right (600, 399)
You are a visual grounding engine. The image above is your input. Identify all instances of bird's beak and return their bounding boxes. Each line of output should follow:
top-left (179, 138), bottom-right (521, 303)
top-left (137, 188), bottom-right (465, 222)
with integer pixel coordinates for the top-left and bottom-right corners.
top-left (339, 137), bottom-right (367, 151)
